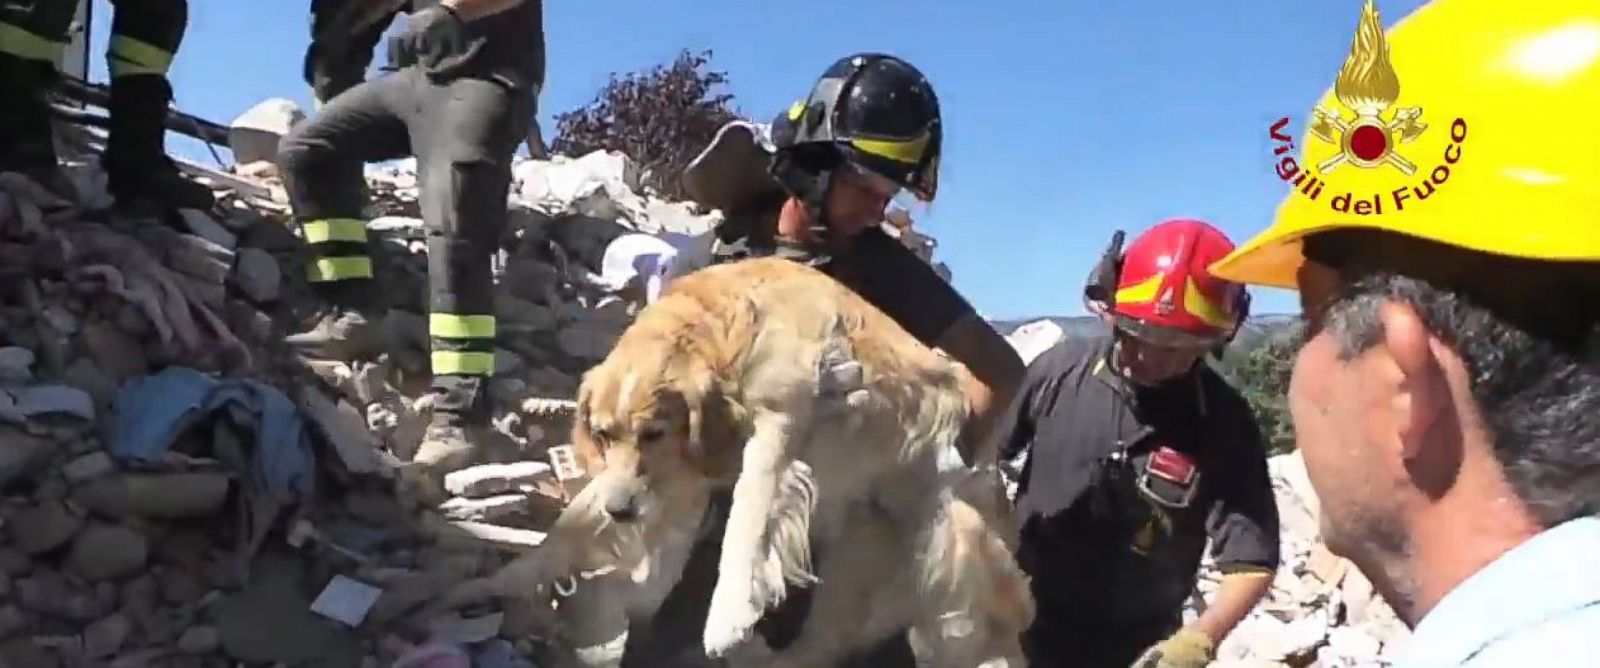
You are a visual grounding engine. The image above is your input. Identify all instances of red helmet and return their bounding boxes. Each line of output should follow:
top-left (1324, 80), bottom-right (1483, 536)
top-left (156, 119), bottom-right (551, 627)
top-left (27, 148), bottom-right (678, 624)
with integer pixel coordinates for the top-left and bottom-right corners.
top-left (1109, 219), bottom-right (1247, 347)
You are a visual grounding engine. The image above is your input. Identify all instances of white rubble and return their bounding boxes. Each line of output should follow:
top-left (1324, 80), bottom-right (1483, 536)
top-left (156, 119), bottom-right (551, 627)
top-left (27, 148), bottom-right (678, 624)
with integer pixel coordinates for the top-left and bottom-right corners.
top-left (1193, 451), bottom-right (1411, 667)
top-left (1004, 319), bottom-right (1067, 365)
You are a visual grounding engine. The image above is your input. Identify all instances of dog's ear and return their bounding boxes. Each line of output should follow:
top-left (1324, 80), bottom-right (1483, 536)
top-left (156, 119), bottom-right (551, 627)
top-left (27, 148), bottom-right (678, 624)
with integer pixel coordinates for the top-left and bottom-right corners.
top-left (683, 371), bottom-right (743, 478)
top-left (571, 378), bottom-right (604, 474)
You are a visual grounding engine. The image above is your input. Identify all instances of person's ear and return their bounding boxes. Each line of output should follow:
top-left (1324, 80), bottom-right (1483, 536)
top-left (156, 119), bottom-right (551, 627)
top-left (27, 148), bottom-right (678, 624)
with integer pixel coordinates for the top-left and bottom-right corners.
top-left (1369, 300), bottom-right (1459, 482)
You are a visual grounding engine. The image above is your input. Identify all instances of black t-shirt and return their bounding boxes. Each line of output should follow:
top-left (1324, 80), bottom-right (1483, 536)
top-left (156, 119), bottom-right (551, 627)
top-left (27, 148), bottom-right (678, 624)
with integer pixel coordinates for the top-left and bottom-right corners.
top-left (408, 0), bottom-right (545, 92)
top-left (712, 208), bottom-right (973, 348)
top-left (995, 334), bottom-right (1280, 624)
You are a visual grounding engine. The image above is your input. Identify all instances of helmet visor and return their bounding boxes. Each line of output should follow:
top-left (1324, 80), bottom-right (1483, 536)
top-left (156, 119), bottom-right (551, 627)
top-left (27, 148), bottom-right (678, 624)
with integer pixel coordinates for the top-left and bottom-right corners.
top-left (1113, 315), bottom-right (1226, 350)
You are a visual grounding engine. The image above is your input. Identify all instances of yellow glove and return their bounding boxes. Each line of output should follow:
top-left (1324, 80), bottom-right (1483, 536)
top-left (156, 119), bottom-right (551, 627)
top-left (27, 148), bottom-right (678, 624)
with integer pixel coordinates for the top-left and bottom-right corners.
top-left (1131, 626), bottom-right (1215, 668)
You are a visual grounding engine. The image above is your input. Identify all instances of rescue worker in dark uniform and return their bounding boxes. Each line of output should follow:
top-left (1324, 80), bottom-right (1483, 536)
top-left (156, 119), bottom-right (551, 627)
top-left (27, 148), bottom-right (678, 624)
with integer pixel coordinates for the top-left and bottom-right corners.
top-left (303, 0), bottom-right (407, 106)
top-left (622, 53), bottom-right (1025, 668)
top-left (0, 0), bottom-right (214, 213)
top-left (994, 219), bottom-right (1280, 668)
top-left (277, 0), bottom-right (544, 491)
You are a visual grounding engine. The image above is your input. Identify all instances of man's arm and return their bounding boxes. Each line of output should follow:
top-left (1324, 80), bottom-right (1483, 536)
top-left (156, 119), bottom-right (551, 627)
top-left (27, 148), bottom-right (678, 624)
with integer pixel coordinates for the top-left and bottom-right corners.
top-left (441, 0), bottom-right (526, 21)
top-left (1189, 399), bottom-right (1281, 646)
top-left (935, 313), bottom-right (1025, 464)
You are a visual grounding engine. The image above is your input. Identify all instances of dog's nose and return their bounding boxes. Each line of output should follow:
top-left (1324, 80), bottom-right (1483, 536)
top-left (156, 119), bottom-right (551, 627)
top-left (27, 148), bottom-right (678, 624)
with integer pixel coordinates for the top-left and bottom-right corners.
top-left (605, 490), bottom-right (642, 522)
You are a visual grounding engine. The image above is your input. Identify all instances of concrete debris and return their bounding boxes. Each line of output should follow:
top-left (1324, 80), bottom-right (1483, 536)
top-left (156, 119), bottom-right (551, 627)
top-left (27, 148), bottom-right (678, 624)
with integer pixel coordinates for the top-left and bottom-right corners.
top-left (1191, 451), bottom-right (1410, 667)
top-left (0, 93), bottom-right (958, 667)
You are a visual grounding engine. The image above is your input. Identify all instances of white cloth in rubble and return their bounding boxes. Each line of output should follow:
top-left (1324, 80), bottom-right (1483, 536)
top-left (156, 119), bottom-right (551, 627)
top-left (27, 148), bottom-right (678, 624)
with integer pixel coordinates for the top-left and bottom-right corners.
top-left (596, 231), bottom-right (704, 304)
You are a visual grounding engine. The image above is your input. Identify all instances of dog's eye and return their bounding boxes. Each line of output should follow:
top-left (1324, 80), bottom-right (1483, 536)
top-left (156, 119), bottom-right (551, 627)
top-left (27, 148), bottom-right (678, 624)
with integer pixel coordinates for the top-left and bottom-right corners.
top-left (591, 426), bottom-right (613, 446)
top-left (639, 425), bottom-right (665, 443)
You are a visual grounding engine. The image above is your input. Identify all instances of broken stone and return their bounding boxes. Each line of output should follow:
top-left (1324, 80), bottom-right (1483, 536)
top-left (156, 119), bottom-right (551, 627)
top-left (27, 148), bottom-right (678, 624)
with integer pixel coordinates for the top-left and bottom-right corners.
top-left (72, 472), bottom-right (230, 520)
top-left (229, 98), bottom-right (305, 166)
top-left (78, 321), bottom-right (148, 383)
top-left (0, 348), bottom-right (35, 384)
top-left (439, 495), bottom-right (534, 525)
top-left (176, 625), bottom-right (221, 654)
top-left (176, 209), bottom-right (238, 250)
top-left (231, 247), bottom-right (282, 303)
top-left (12, 501), bottom-right (84, 555)
top-left (65, 523), bottom-right (149, 581)
top-left (59, 451), bottom-right (113, 484)
top-left (216, 550), bottom-right (365, 664)
top-left (0, 637), bottom-right (57, 668)
top-left (557, 325), bottom-right (618, 362)
top-left (0, 428), bottom-right (55, 492)
top-left (443, 461), bottom-right (555, 498)
top-left (82, 612), bottom-right (132, 658)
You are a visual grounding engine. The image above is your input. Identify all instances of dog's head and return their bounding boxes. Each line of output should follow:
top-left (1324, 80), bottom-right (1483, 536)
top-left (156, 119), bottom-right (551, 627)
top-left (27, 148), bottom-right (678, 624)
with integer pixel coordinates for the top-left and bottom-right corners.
top-left (572, 342), bottom-right (745, 524)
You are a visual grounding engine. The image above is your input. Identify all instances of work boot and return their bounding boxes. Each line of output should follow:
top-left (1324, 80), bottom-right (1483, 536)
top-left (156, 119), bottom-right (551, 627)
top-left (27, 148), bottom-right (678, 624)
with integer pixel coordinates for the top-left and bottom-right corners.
top-left (285, 280), bottom-right (383, 361)
top-left (102, 75), bottom-right (215, 217)
top-left (0, 53), bottom-right (74, 200)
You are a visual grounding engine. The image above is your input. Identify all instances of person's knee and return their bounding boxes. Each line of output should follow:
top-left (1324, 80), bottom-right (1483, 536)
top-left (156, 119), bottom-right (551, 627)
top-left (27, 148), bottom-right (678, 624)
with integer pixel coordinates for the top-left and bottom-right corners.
top-left (276, 125), bottom-right (333, 180)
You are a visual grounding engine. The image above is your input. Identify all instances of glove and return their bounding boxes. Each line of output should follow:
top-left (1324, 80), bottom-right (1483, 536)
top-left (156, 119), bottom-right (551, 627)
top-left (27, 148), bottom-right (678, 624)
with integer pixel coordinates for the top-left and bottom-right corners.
top-left (1131, 627), bottom-right (1215, 668)
top-left (388, 5), bottom-right (467, 71)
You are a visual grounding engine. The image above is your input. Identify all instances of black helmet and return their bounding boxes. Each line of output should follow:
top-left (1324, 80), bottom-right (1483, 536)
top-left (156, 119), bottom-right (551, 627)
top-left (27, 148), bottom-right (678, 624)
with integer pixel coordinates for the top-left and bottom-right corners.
top-left (770, 53), bottom-right (942, 203)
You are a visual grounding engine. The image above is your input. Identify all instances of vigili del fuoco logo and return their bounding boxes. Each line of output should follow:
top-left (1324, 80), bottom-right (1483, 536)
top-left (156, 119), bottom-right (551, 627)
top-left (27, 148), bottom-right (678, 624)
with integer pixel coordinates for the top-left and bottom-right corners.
top-left (1269, 0), bottom-right (1467, 216)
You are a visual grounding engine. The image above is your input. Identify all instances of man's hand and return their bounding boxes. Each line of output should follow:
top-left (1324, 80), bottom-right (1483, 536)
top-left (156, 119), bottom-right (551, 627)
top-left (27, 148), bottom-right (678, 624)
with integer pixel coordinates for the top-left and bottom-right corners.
top-left (1131, 626), bottom-right (1215, 668)
top-left (389, 5), bottom-right (467, 70)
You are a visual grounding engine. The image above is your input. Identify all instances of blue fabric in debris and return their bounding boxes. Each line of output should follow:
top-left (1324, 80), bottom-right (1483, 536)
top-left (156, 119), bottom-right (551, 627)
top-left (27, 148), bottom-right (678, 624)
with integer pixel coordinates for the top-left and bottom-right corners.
top-left (104, 366), bottom-right (314, 503)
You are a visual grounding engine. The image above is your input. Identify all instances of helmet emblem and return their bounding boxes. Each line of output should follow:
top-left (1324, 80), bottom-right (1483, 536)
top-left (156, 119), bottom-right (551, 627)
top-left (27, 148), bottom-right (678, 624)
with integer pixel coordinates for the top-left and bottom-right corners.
top-left (1307, 0), bottom-right (1426, 175)
top-left (1155, 286), bottom-right (1176, 316)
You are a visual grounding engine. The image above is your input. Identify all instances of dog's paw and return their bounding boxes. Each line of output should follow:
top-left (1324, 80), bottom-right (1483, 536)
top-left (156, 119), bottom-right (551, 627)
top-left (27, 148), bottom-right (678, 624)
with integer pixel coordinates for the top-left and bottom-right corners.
top-left (703, 583), bottom-right (763, 657)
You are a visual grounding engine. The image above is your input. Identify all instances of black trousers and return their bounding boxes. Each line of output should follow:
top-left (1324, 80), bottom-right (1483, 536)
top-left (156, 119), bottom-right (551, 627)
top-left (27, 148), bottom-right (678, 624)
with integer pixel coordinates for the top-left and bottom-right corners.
top-left (303, 0), bottom-right (398, 103)
top-left (0, 0), bottom-right (185, 70)
top-left (622, 492), bottom-right (920, 668)
top-left (278, 66), bottom-right (532, 421)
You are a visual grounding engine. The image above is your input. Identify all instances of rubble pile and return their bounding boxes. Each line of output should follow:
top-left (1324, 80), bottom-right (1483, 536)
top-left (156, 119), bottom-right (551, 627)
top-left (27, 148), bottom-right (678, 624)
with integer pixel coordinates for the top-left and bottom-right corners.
top-left (1192, 451), bottom-right (1410, 667)
top-left (0, 93), bottom-right (805, 666)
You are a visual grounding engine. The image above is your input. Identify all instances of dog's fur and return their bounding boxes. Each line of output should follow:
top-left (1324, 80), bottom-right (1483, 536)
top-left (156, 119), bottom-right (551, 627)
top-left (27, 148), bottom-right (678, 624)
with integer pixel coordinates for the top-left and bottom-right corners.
top-left (465, 257), bottom-right (1032, 667)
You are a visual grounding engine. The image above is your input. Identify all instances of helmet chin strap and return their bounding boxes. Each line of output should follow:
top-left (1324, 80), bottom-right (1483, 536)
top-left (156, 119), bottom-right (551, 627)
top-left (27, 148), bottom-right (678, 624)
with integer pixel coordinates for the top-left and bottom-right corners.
top-left (768, 149), bottom-right (839, 265)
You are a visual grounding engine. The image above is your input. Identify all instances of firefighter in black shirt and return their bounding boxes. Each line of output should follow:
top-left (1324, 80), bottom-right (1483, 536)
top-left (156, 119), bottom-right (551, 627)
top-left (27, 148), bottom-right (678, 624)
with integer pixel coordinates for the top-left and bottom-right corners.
top-left (994, 219), bottom-right (1279, 668)
top-left (617, 54), bottom-right (1025, 668)
top-left (278, 0), bottom-right (544, 496)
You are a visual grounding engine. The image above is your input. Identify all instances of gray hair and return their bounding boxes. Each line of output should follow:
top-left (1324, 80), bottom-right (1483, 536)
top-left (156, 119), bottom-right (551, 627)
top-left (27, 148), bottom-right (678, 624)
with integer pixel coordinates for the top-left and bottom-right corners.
top-left (1307, 231), bottom-right (1600, 528)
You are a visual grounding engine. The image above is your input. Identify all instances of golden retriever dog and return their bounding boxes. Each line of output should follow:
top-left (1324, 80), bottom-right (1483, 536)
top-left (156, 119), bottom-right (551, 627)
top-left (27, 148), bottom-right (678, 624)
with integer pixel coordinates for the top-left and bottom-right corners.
top-left (453, 257), bottom-right (1032, 667)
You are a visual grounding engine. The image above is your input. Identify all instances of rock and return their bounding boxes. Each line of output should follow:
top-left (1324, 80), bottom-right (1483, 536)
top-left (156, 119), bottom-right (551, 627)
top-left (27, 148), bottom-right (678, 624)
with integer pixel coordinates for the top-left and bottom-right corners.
top-left (229, 98), bottom-right (305, 166)
top-left (176, 625), bottom-right (221, 654)
top-left (176, 209), bottom-right (238, 250)
top-left (59, 451), bottom-right (114, 484)
top-left (443, 461), bottom-right (555, 498)
top-left (0, 549), bottom-right (31, 577)
top-left (60, 358), bottom-right (117, 411)
top-left (0, 605), bottom-right (29, 639)
top-left (79, 321), bottom-right (147, 382)
top-left (40, 306), bottom-right (80, 336)
top-left (167, 242), bottom-right (234, 284)
top-left (65, 524), bottom-right (149, 581)
top-left (72, 472), bottom-right (230, 520)
top-left (0, 428), bottom-right (55, 492)
top-left (439, 495), bottom-right (535, 525)
top-left (12, 501), bottom-right (84, 555)
top-left (15, 571), bottom-right (100, 622)
top-left (217, 550), bottom-right (365, 664)
top-left (0, 637), bottom-right (58, 668)
top-left (82, 612), bottom-right (132, 658)
top-left (231, 247), bottom-right (282, 303)
top-left (0, 347), bottom-right (35, 383)
top-left (556, 325), bottom-right (618, 362)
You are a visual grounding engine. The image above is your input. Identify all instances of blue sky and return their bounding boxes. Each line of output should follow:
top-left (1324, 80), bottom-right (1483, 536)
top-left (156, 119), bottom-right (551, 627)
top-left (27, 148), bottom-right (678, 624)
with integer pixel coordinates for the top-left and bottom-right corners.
top-left (79, 0), bottom-right (1433, 320)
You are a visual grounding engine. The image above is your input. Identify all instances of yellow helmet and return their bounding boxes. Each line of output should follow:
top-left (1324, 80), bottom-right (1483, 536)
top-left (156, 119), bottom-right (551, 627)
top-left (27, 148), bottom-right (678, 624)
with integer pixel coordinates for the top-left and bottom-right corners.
top-left (1211, 0), bottom-right (1600, 289)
